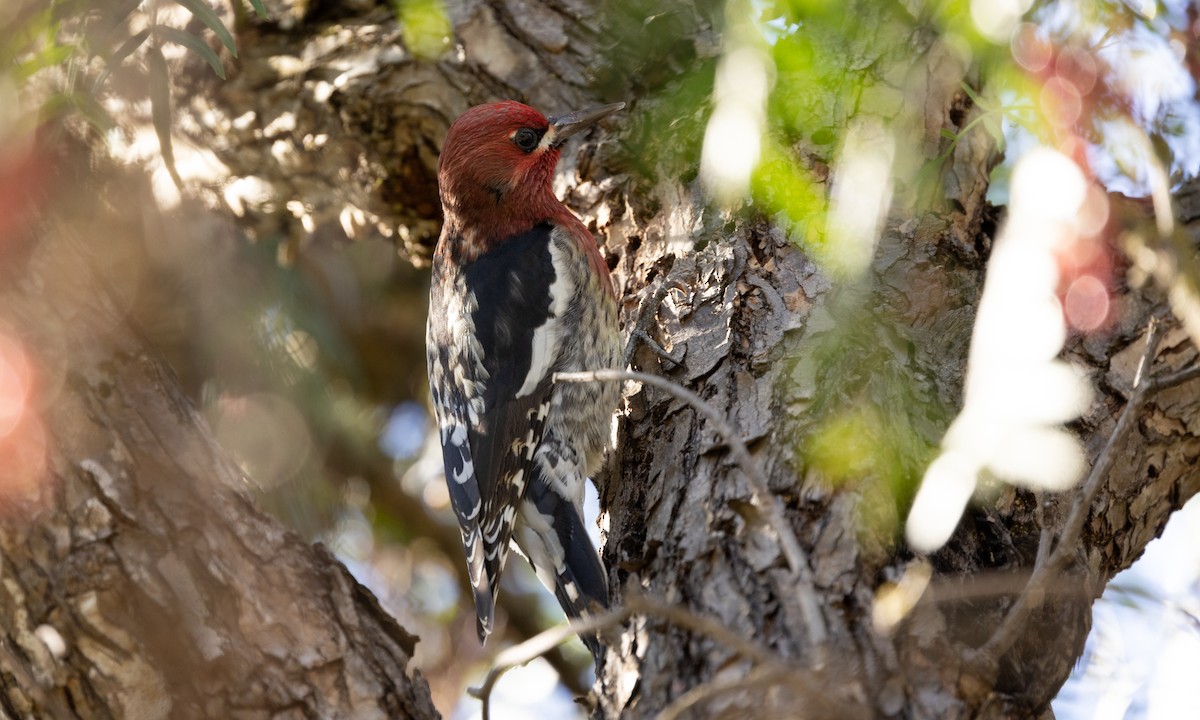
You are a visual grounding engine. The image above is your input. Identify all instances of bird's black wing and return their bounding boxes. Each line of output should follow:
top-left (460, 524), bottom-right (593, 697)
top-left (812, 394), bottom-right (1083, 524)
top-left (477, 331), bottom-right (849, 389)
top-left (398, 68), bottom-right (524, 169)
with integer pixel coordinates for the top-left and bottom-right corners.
top-left (428, 222), bottom-right (563, 640)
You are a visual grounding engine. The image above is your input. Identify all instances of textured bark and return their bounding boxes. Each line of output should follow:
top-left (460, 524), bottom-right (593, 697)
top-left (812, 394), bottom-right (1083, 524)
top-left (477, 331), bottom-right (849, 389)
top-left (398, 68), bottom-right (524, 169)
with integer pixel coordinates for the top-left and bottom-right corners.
top-left (7, 0), bottom-right (1197, 718)
top-left (0, 155), bottom-right (439, 719)
top-left (202, 2), bottom-right (1197, 717)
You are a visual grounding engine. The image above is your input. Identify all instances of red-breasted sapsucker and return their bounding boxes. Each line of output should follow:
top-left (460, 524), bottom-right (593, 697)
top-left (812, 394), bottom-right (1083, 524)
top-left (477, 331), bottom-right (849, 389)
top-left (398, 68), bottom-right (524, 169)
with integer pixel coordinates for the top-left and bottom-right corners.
top-left (426, 101), bottom-right (623, 655)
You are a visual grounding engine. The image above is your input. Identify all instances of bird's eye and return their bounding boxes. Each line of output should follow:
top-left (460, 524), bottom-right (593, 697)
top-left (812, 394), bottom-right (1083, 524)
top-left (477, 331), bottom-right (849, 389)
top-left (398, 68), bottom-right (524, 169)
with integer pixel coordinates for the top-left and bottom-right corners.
top-left (513, 128), bottom-right (540, 153)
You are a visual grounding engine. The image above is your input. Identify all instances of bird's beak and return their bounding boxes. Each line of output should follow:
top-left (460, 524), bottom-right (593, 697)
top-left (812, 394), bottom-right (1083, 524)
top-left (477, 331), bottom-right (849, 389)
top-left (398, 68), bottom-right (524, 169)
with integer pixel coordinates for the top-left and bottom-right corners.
top-left (547, 102), bottom-right (625, 147)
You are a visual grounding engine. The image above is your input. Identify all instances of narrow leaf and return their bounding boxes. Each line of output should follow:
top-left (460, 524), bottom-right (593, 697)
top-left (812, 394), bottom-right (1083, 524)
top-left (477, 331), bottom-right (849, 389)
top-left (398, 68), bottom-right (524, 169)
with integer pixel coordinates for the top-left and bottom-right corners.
top-left (156, 25), bottom-right (226, 79)
top-left (16, 42), bottom-right (75, 80)
top-left (249, 0), bottom-right (268, 19)
top-left (87, 0), bottom-right (145, 58)
top-left (148, 46), bottom-right (183, 190)
top-left (70, 92), bottom-right (118, 134)
top-left (983, 116), bottom-right (1005, 148)
top-left (95, 29), bottom-right (150, 91)
top-left (174, 0), bottom-right (238, 57)
top-left (959, 81), bottom-right (994, 112)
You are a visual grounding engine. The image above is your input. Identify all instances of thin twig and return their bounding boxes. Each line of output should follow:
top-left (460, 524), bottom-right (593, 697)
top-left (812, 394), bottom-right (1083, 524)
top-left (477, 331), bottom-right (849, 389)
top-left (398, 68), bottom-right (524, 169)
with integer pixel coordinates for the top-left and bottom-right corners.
top-left (471, 593), bottom-right (786, 720)
top-left (1033, 492), bottom-right (1052, 570)
top-left (472, 606), bottom-right (632, 720)
top-left (968, 317), bottom-right (1172, 675)
top-left (625, 594), bottom-right (784, 667)
top-left (657, 665), bottom-right (787, 720)
top-left (1052, 318), bottom-right (1166, 567)
top-left (657, 662), bottom-right (869, 720)
top-left (555, 369), bottom-right (829, 653)
top-left (1144, 362), bottom-right (1200, 394)
top-left (624, 279), bottom-right (686, 367)
top-left (922, 568), bottom-right (1092, 605)
top-left (635, 328), bottom-right (684, 366)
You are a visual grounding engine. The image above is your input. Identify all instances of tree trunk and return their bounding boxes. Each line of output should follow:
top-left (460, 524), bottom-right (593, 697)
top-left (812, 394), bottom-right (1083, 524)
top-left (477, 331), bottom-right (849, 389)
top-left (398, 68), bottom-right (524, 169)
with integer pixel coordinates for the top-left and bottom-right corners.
top-left (7, 0), bottom-right (1198, 718)
top-left (0, 150), bottom-right (439, 719)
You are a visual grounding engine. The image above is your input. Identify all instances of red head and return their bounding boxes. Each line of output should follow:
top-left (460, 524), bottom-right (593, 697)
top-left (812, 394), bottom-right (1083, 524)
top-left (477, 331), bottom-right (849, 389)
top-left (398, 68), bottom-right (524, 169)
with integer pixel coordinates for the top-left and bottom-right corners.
top-left (437, 100), bottom-right (623, 254)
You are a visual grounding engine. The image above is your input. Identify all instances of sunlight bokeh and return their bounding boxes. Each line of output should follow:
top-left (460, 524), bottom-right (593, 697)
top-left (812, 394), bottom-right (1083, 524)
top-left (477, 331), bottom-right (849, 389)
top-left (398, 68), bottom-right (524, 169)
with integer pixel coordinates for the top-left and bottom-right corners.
top-left (907, 148), bottom-right (1093, 553)
top-left (0, 329), bottom-right (47, 510)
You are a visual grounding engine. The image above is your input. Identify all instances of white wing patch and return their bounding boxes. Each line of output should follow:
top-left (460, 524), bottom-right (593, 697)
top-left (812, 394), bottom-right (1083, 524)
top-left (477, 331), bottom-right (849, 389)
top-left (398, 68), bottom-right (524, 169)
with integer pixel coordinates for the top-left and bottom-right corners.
top-left (451, 454), bottom-right (474, 485)
top-left (516, 237), bottom-right (576, 398)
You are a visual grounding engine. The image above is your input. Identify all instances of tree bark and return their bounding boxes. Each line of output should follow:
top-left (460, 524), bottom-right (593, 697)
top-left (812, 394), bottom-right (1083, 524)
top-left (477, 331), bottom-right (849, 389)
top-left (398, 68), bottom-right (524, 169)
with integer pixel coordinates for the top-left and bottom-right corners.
top-left (0, 150), bottom-right (439, 719)
top-left (6, 0), bottom-right (1198, 718)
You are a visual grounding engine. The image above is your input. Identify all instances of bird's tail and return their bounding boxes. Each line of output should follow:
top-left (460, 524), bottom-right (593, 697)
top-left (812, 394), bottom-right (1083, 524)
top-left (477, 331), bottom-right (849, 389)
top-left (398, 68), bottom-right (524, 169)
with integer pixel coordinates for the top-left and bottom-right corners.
top-left (517, 474), bottom-right (609, 660)
top-left (548, 504), bottom-right (608, 659)
top-left (460, 524), bottom-right (496, 645)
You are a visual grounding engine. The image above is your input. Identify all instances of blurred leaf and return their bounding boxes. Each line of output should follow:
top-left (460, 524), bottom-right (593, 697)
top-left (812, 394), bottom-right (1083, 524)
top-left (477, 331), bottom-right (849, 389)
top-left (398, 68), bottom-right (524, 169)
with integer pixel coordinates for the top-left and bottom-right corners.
top-left (806, 409), bottom-right (883, 482)
top-left (174, 0), bottom-right (238, 57)
top-left (982, 116), bottom-right (1004, 149)
top-left (94, 28), bottom-right (150, 91)
top-left (10, 3), bottom-right (77, 80)
top-left (156, 25), bottom-right (226, 79)
top-left (395, 0), bottom-right (451, 59)
top-left (16, 40), bottom-right (75, 80)
top-left (2, 4), bottom-right (52, 66)
top-left (959, 81), bottom-right (994, 113)
top-left (751, 140), bottom-right (827, 255)
top-left (148, 45), bottom-right (183, 189)
top-left (71, 91), bottom-right (117, 134)
top-left (85, 0), bottom-right (144, 56)
top-left (248, 0), bottom-right (268, 19)
top-left (39, 91), bottom-right (116, 133)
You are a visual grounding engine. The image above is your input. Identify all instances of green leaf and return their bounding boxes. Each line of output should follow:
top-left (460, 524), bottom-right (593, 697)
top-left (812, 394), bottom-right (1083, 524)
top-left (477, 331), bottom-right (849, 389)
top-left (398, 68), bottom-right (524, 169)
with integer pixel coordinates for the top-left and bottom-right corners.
top-left (174, 0), bottom-right (238, 57)
top-left (248, 0), bottom-right (268, 19)
top-left (148, 45), bottom-right (183, 189)
top-left (982, 115), bottom-right (1005, 150)
top-left (15, 41), bottom-right (75, 80)
top-left (940, 128), bottom-right (958, 141)
top-left (156, 25), bottom-right (226, 79)
top-left (396, 0), bottom-right (452, 59)
top-left (94, 28), bottom-right (150, 91)
top-left (959, 81), bottom-right (994, 112)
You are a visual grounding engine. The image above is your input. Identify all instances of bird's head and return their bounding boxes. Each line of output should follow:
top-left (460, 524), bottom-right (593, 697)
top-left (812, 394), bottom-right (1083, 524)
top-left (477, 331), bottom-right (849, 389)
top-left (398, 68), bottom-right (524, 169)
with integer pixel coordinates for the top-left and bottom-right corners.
top-left (437, 100), bottom-right (623, 251)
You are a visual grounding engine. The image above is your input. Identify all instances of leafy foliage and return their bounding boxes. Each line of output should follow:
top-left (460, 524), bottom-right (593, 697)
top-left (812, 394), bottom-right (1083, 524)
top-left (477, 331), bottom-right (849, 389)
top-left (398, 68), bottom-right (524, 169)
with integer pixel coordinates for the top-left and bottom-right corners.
top-left (4, 0), bottom-right (264, 185)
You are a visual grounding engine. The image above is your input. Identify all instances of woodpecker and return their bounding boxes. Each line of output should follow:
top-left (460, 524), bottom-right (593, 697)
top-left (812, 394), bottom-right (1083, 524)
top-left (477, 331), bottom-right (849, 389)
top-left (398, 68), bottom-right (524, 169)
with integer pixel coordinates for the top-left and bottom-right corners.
top-left (426, 100), bottom-right (623, 655)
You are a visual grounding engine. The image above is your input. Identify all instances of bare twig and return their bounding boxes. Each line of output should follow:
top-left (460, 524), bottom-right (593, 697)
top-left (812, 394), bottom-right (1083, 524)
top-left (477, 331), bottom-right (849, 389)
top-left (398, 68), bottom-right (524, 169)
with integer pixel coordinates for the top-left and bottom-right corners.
top-left (470, 593), bottom-right (786, 720)
top-left (555, 369), bottom-right (829, 653)
top-left (1049, 318), bottom-right (1166, 566)
top-left (625, 594), bottom-right (785, 667)
top-left (1144, 362), bottom-right (1200, 394)
top-left (657, 665), bottom-right (788, 720)
top-left (922, 568), bottom-right (1092, 605)
top-left (624, 279), bottom-right (686, 367)
top-left (1033, 492), bottom-right (1052, 570)
top-left (635, 328), bottom-right (684, 367)
top-left (968, 317), bottom-right (1179, 676)
top-left (657, 661), bottom-right (869, 720)
top-left (472, 607), bottom-right (632, 720)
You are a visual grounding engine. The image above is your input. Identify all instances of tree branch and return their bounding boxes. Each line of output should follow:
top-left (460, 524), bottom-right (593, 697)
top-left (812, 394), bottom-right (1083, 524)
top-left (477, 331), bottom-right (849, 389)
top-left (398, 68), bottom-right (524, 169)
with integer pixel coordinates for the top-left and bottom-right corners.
top-left (967, 316), bottom-right (1199, 678)
top-left (471, 592), bottom-right (787, 720)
